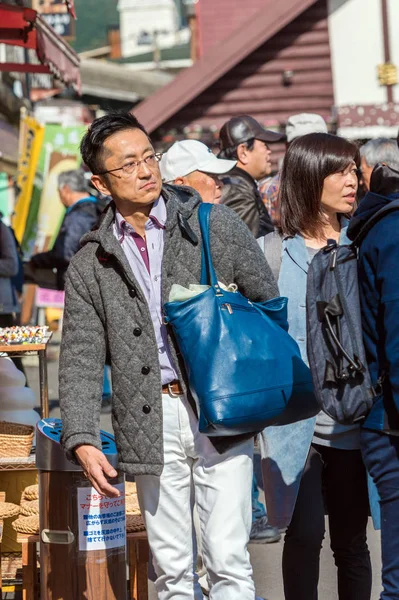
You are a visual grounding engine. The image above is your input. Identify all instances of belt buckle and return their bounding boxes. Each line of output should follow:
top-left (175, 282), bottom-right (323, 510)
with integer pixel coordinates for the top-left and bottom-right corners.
top-left (168, 382), bottom-right (180, 398)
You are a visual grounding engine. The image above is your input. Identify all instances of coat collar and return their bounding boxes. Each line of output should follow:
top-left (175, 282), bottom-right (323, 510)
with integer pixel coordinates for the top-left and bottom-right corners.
top-left (79, 183), bottom-right (202, 288)
top-left (81, 184), bottom-right (201, 244)
top-left (283, 219), bottom-right (350, 275)
top-left (225, 166), bottom-right (258, 190)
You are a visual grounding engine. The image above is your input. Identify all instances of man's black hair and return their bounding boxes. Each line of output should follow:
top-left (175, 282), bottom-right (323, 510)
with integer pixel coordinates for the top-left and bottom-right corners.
top-left (219, 138), bottom-right (255, 160)
top-left (80, 111), bottom-right (149, 175)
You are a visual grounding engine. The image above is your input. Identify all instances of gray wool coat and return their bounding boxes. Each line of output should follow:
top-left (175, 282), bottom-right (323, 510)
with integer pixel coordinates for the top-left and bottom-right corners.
top-left (59, 184), bottom-right (278, 475)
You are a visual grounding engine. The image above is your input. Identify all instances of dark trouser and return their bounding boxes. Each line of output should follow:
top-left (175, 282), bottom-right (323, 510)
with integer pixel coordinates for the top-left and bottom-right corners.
top-left (0, 313), bottom-right (25, 377)
top-left (283, 443), bottom-right (371, 600)
top-left (361, 429), bottom-right (399, 599)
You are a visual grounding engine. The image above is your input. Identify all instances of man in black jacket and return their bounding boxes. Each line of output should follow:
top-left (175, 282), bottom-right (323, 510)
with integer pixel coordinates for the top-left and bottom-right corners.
top-left (347, 161), bottom-right (399, 598)
top-left (25, 169), bottom-right (101, 290)
top-left (218, 115), bottom-right (283, 237)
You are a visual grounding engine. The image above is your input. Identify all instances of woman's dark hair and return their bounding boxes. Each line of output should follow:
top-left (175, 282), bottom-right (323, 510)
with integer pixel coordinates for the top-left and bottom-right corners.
top-left (80, 111), bottom-right (149, 175)
top-left (279, 133), bottom-right (360, 238)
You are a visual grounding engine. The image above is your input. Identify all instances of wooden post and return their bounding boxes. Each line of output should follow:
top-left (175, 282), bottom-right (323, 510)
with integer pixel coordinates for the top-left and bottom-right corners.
top-left (21, 536), bottom-right (37, 600)
top-left (39, 471), bottom-right (127, 600)
top-left (21, 284), bottom-right (37, 325)
top-left (128, 533), bottom-right (149, 600)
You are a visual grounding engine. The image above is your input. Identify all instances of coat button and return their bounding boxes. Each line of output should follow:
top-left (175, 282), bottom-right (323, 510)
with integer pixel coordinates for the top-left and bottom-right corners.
top-left (141, 366), bottom-right (150, 375)
top-left (129, 288), bottom-right (137, 298)
top-left (133, 327), bottom-right (142, 337)
top-left (142, 404), bottom-right (151, 414)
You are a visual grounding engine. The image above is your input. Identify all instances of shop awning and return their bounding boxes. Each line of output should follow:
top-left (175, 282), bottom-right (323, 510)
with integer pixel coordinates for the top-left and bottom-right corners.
top-left (0, 3), bottom-right (80, 91)
top-left (65, 0), bottom-right (76, 19)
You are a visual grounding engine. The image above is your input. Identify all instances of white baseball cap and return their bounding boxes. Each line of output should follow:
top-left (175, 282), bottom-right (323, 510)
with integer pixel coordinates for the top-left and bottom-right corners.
top-left (285, 113), bottom-right (328, 143)
top-left (160, 139), bottom-right (236, 182)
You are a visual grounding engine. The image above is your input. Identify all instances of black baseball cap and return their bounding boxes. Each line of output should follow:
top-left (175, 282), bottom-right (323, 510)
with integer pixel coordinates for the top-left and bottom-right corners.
top-left (219, 115), bottom-right (284, 154)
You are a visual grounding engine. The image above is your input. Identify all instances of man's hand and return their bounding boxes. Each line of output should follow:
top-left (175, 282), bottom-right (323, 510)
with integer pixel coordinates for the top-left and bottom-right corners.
top-left (74, 445), bottom-right (120, 498)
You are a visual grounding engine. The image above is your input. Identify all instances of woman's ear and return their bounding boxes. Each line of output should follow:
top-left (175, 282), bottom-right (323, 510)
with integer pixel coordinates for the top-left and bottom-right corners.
top-left (174, 177), bottom-right (186, 186)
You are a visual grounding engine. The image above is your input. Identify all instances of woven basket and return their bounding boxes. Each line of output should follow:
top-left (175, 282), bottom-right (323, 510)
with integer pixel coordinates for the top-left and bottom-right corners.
top-left (21, 484), bottom-right (39, 502)
top-left (125, 481), bottom-right (137, 497)
top-left (0, 502), bottom-right (20, 519)
top-left (126, 514), bottom-right (145, 533)
top-left (20, 499), bottom-right (39, 516)
top-left (0, 422), bottom-right (34, 458)
top-left (125, 496), bottom-right (141, 516)
top-left (12, 515), bottom-right (39, 535)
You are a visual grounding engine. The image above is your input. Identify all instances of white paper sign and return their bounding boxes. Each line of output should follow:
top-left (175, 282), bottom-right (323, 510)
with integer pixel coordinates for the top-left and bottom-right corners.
top-left (77, 483), bottom-right (126, 551)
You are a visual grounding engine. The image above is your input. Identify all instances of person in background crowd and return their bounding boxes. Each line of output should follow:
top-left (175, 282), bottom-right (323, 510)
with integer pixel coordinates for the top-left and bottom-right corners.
top-left (359, 138), bottom-right (399, 192)
top-left (59, 111), bottom-right (278, 600)
top-left (0, 217), bottom-right (24, 373)
top-left (24, 169), bottom-right (101, 290)
top-left (160, 138), bottom-right (281, 561)
top-left (218, 115), bottom-right (283, 237)
top-left (259, 133), bottom-right (372, 600)
top-left (347, 156), bottom-right (399, 600)
top-left (159, 139), bottom-right (235, 203)
top-left (259, 113), bottom-right (328, 226)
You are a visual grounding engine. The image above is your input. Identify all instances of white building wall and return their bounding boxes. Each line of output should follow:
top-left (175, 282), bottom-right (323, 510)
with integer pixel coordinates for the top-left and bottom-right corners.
top-left (118, 0), bottom-right (179, 58)
top-left (328, 0), bottom-right (386, 107)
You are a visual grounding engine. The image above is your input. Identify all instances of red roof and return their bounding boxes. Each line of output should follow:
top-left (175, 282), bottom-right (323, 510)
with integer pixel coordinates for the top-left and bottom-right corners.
top-left (0, 3), bottom-right (80, 91)
top-left (134, 0), bottom-right (318, 133)
top-left (197, 0), bottom-right (267, 57)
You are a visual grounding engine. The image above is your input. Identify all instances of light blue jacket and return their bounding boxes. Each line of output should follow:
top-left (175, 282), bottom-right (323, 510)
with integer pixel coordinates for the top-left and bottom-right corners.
top-left (260, 225), bottom-right (380, 530)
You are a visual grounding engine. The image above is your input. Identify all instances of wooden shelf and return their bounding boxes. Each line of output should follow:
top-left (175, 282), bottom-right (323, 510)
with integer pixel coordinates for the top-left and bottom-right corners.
top-left (0, 334), bottom-right (53, 354)
top-left (0, 456), bottom-right (36, 471)
top-left (0, 329), bottom-right (52, 471)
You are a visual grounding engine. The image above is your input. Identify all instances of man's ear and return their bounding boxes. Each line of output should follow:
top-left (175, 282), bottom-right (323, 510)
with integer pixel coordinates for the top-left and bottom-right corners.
top-left (236, 143), bottom-right (249, 165)
top-left (174, 177), bottom-right (185, 186)
top-left (91, 174), bottom-right (111, 196)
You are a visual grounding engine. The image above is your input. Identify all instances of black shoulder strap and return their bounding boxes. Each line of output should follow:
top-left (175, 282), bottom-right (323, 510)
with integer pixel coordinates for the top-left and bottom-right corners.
top-left (353, 198), bottom-right (399, 248)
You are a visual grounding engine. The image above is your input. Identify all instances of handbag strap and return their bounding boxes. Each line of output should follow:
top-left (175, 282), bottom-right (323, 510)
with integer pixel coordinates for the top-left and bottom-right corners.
top-left (198, 203), bottom-right (219, 287)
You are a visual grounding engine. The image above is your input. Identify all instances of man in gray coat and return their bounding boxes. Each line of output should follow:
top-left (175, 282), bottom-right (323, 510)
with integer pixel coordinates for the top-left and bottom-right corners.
top-left (59, 111), bottom-right (278, 600)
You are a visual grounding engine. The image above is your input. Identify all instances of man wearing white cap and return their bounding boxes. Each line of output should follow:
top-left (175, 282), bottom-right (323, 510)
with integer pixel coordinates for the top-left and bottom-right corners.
top-left (161, 140), bottom-right (271, 599)
top-left (260, 113), bottom-right (328, 226)
top-left (160, 139), bottom-right (236, 203)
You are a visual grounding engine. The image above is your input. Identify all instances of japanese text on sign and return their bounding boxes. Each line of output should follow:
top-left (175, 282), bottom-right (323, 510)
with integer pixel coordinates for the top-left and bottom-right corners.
top-left (77, 484), bottom-right (126, 551)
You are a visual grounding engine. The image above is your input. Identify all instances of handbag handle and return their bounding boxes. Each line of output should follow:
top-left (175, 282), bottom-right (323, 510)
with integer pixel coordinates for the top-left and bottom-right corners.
top-left (198, 203), bottom-right (219, 288)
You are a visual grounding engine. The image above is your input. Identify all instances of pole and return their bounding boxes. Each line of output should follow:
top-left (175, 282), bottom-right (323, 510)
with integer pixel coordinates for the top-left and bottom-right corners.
top-left (381, 0), bottom-right (393, 103)
top-left (38, 349), bottom-right (49, 419)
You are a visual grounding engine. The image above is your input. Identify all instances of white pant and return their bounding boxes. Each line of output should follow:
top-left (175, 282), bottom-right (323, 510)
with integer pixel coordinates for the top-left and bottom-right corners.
top-left (135, 393), bottom-right (255, 600)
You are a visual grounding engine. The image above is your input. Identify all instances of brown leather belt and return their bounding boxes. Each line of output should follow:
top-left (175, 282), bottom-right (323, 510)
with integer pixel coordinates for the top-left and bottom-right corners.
top-left (162, 380), bottom-right (183, 396)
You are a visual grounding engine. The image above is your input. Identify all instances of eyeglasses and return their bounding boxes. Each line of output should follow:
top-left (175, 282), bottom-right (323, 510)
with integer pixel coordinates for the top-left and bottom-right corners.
top-left (96, 153), bottom-right (163, 178)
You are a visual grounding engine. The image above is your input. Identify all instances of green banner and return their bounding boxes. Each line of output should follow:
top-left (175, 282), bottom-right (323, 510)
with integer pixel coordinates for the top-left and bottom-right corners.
top-left (22, 123), bottom-right (86, 257)
top-left (0, 173), bottom-right (10, 220)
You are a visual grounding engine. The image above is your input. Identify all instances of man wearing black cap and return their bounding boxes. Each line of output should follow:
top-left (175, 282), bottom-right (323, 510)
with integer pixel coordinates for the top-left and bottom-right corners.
top-left (218, 115), bottom-right (283, 237)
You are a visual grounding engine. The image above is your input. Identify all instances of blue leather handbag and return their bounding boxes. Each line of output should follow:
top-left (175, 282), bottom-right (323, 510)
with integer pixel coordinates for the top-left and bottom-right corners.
top-left (163, 203), bottom-right (317, 436)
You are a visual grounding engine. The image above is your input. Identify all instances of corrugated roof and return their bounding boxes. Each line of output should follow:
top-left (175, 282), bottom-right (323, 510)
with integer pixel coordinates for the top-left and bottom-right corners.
top-left (114, 42), bottom-right (190, 64)
top-left (134, 0), bottom-right (318, 133)
top-left (80, 59), bottom-right (174, 102)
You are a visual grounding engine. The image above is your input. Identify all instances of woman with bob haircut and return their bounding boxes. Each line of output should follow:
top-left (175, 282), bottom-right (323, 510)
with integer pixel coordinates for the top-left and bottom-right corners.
top-left (259, 133), bottom-right (372, 600)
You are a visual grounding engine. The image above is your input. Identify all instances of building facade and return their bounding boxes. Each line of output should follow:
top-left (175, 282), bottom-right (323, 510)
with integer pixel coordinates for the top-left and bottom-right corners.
top-left (134, 0), bottom-right (399, 151)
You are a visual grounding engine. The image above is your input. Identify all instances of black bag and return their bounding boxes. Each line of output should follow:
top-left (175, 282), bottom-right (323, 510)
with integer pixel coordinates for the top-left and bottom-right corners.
top-left (306, 198), bottom-right (399, 424)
